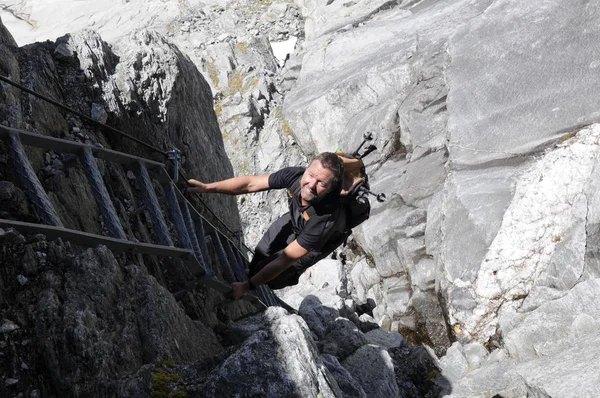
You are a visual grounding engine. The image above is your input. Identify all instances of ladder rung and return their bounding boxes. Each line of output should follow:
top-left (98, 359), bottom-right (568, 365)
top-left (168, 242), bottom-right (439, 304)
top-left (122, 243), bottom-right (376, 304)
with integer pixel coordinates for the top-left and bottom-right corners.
top-left (0, 219), bottom-right (193, 258)
top-left (0, 125), bottom-right (164, 169)
top-left (194, 218), bottom-right (212, 273)
top-left (134, 161), bottom-right (173, 247)
top-left (6, 133), bottom-right (64, 227)
top-left (164, 183), bottom-right (193, 251)
top-left (180, 200), bottom-right (207, 268)
top-left (222, 238), bottom-right (247, 282)
top-left (210, 230), bottom-right (236, 283)
top-left (81, 147), bottom-right (127, 239)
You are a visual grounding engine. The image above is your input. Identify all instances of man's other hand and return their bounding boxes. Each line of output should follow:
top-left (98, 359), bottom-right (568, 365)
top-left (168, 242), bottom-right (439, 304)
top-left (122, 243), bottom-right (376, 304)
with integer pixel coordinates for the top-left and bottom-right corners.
top-left (186, 179), bottom-right (208, 193)
top-left (230, 281), bottom-right (250, 300)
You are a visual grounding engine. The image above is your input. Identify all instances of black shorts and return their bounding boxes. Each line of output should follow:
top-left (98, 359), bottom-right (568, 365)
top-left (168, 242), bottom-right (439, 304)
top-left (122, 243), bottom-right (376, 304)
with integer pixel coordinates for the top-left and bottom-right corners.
top-left (248, 213), bottom-right (347, 289)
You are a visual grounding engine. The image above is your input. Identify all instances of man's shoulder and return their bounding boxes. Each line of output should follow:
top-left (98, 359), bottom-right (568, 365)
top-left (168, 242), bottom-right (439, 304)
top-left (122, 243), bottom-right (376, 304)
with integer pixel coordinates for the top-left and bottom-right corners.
top-left (268, 167), bottom-right (305, 189)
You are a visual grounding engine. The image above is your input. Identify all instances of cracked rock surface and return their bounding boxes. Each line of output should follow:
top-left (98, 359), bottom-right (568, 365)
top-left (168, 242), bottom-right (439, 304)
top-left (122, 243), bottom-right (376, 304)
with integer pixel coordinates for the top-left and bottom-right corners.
top-left (4, 0), bottom-right (600, 396)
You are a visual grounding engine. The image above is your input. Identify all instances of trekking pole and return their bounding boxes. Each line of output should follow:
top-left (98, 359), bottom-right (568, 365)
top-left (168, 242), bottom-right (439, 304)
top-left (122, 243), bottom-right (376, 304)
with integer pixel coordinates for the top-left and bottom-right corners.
top-left (359, 186), bottom-right (386, 202)
top-left (353, 132), bottom-right (374, 157)
top-left (361, 144), bottom-right (377, 159)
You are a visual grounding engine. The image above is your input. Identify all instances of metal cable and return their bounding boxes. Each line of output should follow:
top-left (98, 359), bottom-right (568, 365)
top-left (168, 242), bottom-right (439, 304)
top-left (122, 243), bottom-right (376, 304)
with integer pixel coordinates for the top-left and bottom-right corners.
top-left (178, 168), bottom-right (253, 255)
top-left (0, 74), bottom-right (167, 156)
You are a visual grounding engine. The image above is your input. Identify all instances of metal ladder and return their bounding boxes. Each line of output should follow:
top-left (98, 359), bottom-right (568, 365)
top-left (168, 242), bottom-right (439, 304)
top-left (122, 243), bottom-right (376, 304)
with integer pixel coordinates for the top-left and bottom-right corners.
top-left (0, 125), bottom-right (283, 310)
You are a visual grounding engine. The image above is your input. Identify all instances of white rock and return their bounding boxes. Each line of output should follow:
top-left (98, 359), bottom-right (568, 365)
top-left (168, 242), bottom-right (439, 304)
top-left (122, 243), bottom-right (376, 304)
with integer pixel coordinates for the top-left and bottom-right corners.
top-left (439, 342), bottom-right (469, 382)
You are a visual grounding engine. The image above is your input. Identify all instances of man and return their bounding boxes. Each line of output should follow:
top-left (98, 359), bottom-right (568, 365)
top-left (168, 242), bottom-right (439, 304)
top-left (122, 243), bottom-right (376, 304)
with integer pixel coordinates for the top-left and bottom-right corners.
top-left (187, 152), bottom-right (346, 300)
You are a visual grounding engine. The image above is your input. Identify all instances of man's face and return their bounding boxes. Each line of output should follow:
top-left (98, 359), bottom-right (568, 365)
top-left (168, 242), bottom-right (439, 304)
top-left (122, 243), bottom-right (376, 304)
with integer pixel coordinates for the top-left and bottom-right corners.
top-left (300, 160), bottom-right (336, 203)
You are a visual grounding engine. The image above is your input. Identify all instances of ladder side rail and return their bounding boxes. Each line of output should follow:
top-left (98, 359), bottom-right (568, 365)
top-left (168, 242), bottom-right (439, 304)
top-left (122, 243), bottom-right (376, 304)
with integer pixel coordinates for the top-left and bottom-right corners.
top-left (256, 285), bottom-right (275, 307)
top-left (266, 288), bottom-right (280, 307)
top-left (164, 182), bottom-right (192, 249)
top-left (0, 219), bottom-right (192, 257)
top-left (231, 247), bottom-right (248, 280)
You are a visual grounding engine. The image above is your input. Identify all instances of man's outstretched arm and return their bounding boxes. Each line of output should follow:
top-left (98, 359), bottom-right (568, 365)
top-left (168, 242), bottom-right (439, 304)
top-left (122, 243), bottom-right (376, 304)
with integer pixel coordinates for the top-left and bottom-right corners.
top-left (187, 174), bottom-right (270, 195)
top-left (231, 240), bottom-right (309, 300)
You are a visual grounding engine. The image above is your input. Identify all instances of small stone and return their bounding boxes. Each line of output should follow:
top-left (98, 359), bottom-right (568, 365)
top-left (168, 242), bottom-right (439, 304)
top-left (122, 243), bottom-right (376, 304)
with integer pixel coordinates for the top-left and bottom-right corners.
top-left (17, 275), bottom-right (28, 286)
top-left (21, 340), bottom-right (29, 346)
top-left (91, 103), bottom-right (108, 124)
top-left (340, 297), bottom-right (353, 307)
top-left (21, 361), bottom-right (29, 370)
top-left (126, 170), bottom-right (136, 180)
top-left (5, 378), bottom-right (18, 387)
top-left (72, 127), bottom-right (81, 134)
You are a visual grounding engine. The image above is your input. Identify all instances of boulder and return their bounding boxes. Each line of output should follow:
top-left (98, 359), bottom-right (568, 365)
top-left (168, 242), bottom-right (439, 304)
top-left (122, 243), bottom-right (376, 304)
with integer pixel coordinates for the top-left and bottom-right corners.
top-left (197, 307), bottom-right (344, 397)
top-left (342, 344), bottom-right (400, 398)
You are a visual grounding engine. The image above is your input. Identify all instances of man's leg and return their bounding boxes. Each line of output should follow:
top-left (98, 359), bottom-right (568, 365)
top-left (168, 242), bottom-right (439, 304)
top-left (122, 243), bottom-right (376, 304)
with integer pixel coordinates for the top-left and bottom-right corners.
top-left (248, 213), bottom-right (295, 278)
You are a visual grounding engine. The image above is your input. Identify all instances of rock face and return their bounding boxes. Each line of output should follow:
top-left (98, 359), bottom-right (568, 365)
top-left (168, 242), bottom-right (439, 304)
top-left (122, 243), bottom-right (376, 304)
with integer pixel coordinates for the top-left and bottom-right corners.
top-left (281, 0), bottom-right (600, 396)
top-left (4, 0), bottom-right (600, 396)
top-left (283, 0), bottom-right (496, 353)
top-left (32, 244), bottom-right (222, 397)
